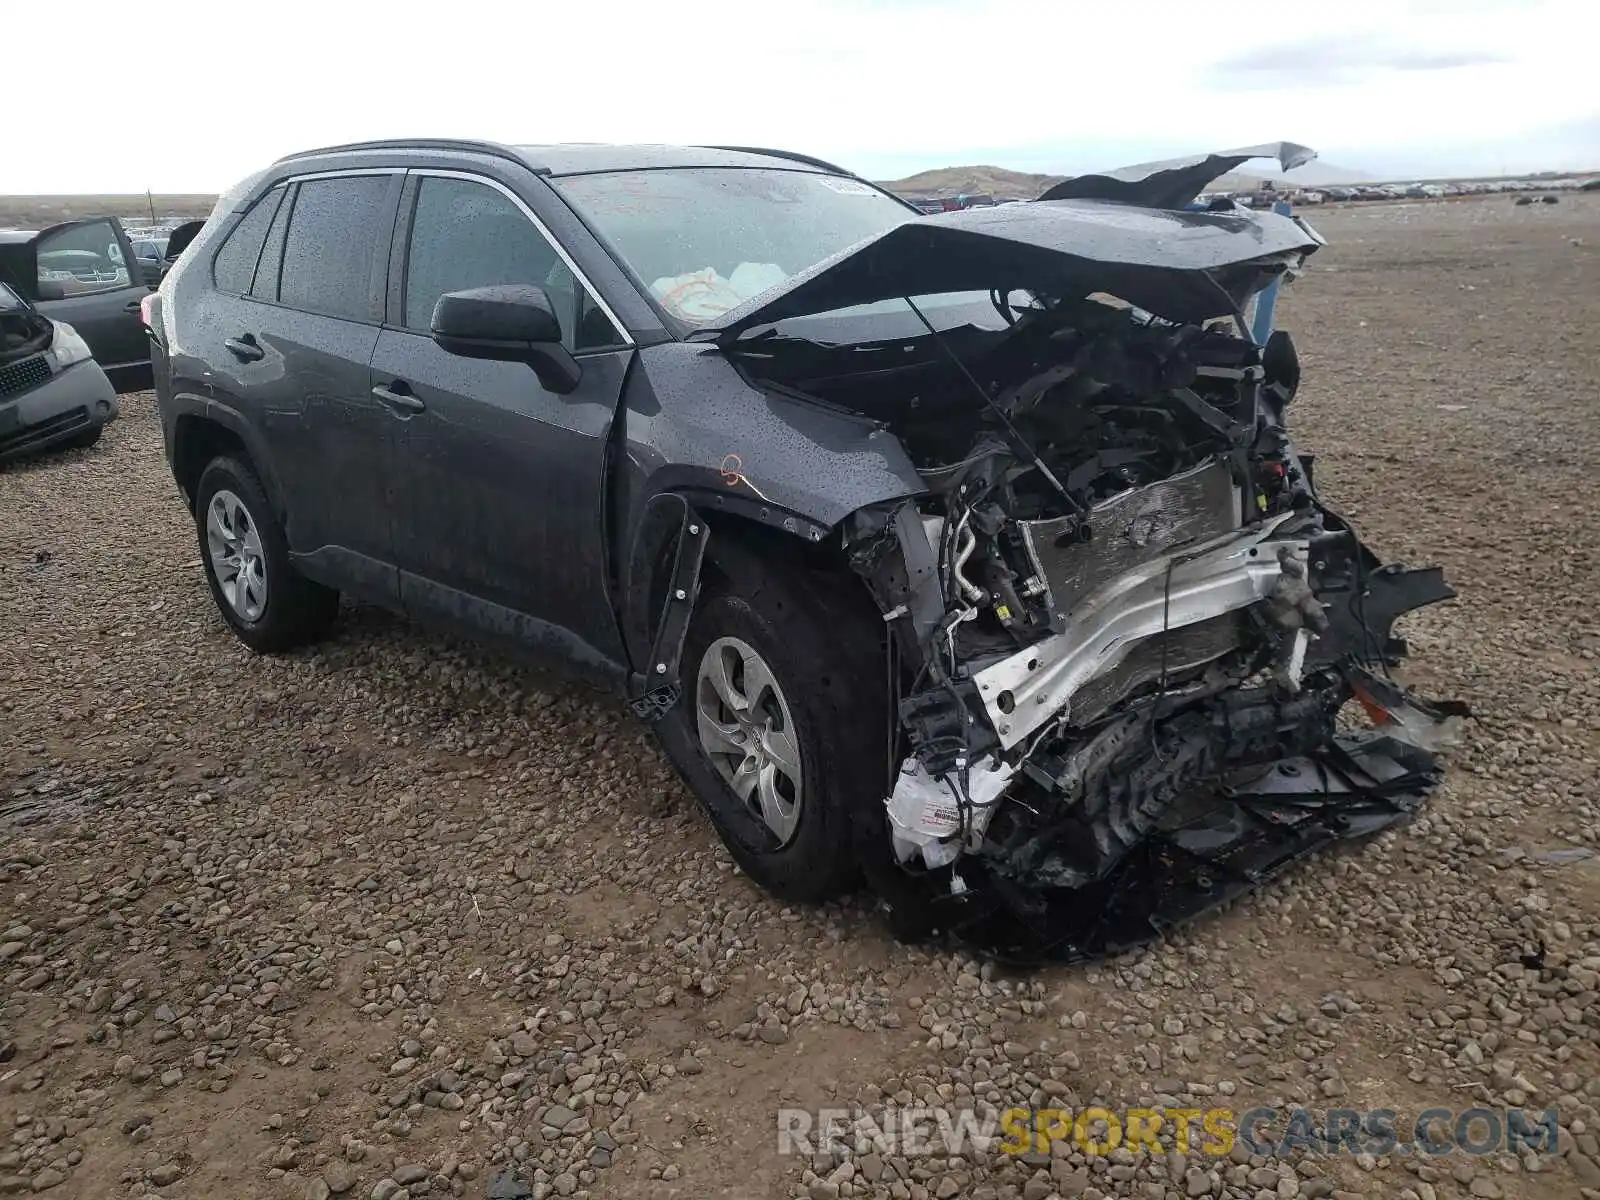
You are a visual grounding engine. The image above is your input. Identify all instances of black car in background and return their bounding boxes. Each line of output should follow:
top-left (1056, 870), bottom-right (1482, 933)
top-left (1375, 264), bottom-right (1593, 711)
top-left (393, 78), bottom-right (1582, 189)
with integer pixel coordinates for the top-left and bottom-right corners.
top-left (147, 138), bottom-right (1457, 960)
top-left (1, 278), bottom-right (119, 462)
top-left (131, 236), bottom-right (169, 280)
top-left (127, 222), bottom-right (205, 288)
top-left (0, 216), bottom-right (160, 392)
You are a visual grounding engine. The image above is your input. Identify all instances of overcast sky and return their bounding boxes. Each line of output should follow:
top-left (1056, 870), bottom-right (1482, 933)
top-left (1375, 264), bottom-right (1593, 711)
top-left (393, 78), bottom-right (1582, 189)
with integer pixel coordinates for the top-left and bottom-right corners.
top-left (4, 0), bottom-right (1591, 194)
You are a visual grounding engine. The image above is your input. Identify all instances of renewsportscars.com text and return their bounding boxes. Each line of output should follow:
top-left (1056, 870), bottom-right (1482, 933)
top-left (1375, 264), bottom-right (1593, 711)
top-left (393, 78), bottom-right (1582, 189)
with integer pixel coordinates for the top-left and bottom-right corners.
top-left (777, 1105), bottom-right (1559, 1159)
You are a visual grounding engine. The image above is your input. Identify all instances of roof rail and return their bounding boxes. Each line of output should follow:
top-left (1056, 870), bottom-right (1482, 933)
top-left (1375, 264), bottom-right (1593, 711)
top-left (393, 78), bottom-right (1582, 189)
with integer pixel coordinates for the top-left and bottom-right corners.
top-left (701, 145), bottom-right (857, 177)
top-left (273, 138), bottom-right (547, 174)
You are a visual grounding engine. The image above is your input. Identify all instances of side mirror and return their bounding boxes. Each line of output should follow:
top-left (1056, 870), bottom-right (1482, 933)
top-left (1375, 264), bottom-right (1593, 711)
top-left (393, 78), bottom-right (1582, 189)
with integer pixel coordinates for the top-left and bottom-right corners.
top-left (431, 284), bottom-right (581, 394)
top-left (1262, 328), bottom-right (1300, 403)
top-left (164, 220), bottom-right (204, 263)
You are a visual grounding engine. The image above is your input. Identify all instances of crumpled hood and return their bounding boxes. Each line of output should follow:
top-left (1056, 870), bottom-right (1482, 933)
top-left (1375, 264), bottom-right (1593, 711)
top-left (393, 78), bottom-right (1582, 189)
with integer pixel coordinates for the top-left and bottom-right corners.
top-left (694, 197), bottom-right (1323, 343)
top-left (1038, 142), bottom-right (1318, 208)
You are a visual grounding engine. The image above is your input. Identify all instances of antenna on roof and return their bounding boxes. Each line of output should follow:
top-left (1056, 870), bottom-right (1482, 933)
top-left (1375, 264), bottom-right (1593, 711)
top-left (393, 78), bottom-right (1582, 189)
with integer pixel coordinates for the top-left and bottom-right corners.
top-left (146, 190), bottom-right (156, 224)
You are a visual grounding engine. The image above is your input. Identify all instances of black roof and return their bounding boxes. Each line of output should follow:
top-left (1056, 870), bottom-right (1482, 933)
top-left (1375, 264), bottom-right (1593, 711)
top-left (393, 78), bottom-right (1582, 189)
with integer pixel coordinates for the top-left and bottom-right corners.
top-left (273, 138), bottom-right (856, 179)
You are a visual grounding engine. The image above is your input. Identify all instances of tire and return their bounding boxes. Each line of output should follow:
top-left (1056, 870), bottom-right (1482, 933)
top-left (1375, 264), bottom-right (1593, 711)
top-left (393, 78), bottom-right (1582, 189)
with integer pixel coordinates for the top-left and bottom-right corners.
top-left (194, 456), bottom-right (338, 653)
top-left (657, 544), bottom-right (888, 903)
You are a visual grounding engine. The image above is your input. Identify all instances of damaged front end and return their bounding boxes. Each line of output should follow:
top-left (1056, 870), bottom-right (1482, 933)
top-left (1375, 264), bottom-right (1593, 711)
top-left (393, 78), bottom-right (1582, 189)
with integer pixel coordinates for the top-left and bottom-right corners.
top-left (710, 155), bottom-right (1462, 963)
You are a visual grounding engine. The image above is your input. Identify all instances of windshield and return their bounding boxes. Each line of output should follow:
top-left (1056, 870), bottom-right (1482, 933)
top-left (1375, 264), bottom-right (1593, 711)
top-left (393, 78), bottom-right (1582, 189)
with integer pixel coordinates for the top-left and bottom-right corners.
top-left (554, 167), bottom-right (913, 327)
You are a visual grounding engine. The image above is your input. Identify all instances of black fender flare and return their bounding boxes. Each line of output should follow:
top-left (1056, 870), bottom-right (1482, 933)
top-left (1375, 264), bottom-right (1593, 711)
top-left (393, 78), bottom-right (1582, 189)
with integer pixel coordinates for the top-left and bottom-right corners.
top-left (674, 485), bottom-right (834, 545)
top-left (166, 393), bottom-right (290, 521)
top-left (617, 482), bottom-right (879, 717)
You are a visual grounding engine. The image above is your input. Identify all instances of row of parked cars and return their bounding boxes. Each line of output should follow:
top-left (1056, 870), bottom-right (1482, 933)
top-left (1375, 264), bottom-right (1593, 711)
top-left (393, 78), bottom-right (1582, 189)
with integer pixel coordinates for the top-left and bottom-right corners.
top-left (1208, 175), bottom-right (1597, 209)
top-left (0, 215), bottom-right (201, 462)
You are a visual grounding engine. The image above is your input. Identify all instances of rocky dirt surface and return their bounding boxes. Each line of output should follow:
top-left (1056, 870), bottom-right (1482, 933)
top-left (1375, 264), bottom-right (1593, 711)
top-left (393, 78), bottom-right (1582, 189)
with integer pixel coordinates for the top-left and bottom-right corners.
top-left (2, 194), bottom-right (1597, 1200)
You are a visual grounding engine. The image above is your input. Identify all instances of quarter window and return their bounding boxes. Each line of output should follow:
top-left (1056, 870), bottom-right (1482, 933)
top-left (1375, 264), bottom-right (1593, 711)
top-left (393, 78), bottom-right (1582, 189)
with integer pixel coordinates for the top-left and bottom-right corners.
top-left (251, 184), bottom-right (293, 301)
top-left (211, 187), bottom-right (284, 295)
top-left (402, 176), bottom-right (620, 350)
top-left (278, 175), bottom-right (392, 322)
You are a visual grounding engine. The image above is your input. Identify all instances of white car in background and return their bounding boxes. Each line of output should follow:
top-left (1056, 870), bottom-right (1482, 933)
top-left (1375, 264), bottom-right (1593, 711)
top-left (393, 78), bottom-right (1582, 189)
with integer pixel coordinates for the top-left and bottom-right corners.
top-left (0, 279), bottom-right (119, 463)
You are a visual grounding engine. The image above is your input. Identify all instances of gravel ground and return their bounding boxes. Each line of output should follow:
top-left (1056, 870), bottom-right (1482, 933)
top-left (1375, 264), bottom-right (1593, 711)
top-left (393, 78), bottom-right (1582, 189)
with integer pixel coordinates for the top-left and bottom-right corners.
top-left (2, 194), bottom-right (1597, 1200)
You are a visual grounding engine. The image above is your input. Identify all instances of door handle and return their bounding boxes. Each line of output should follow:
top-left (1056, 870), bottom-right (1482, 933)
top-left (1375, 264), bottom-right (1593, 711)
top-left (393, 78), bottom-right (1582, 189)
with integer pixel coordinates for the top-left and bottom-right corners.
top-left (224, 335), bottom-right (264, 363)
top-left (123, 299), bottom-right (143, 312)
top-left (372, 384), bottom-right (425, 414)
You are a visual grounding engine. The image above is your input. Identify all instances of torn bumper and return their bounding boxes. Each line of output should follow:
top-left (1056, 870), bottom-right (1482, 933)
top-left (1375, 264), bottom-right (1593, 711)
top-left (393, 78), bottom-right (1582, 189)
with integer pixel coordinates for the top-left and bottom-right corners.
top-left (941, 731), bottom-right (1444, 965)
top-left (877, 508), bottom-right (1461, 964)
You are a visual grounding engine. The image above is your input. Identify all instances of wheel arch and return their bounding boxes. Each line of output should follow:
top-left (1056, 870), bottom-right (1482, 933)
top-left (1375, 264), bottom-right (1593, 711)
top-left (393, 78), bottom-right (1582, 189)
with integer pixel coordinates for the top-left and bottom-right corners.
top-left (618, 486), bottom-right (893, 710)
top-left (648, 501), bottom-right (895, 903)
top-left (169, 400), bottom-right (287, 521)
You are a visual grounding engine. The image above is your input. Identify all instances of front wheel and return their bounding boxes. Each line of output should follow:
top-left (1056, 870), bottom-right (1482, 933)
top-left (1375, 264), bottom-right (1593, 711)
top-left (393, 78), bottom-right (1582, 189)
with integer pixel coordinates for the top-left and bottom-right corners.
top-left (656, 549), bottom-right (888, 903)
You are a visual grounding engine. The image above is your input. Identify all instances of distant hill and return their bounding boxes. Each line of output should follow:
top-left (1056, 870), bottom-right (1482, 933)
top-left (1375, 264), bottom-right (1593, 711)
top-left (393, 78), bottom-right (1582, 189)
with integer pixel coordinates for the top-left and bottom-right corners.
top-left (0, 194), bottom-right (216, 230)
top-left (879, 166), bottom-right (1065, 199)
top-left (880, 160), bottom-right (1373, 200)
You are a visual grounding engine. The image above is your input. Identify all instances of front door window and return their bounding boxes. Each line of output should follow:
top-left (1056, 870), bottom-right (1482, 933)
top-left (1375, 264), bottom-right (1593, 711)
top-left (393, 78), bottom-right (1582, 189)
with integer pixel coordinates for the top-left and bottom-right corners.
top-left (34, 220), bottom-right (133, 300)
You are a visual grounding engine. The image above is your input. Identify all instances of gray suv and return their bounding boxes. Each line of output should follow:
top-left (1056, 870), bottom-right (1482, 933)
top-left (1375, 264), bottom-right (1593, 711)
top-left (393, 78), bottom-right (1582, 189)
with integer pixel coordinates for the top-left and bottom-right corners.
top-left (148, 138), bottom-right (1460, 961)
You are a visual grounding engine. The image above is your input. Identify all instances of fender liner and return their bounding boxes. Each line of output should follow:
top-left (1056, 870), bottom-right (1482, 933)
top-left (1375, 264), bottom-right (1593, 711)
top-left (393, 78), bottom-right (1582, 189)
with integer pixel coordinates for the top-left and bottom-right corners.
top-left (623, 492), bottom-right (710, 721)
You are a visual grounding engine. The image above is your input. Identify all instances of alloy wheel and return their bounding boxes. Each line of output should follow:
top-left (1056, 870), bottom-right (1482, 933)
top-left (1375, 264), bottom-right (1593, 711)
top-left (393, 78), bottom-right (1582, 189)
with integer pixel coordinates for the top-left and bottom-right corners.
top-left (205, 488), bottom-right (268, 622)
top-left (694, 635), bottom-right (803, 845)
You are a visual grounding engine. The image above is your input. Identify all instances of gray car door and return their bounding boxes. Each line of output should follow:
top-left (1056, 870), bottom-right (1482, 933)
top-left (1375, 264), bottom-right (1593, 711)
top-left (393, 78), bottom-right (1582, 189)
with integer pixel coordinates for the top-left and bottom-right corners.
top-left (21, 218), bottom-right (151, 377)
top-left (203, 172), bottom-right (404, 602)
top-left (369, 170), bottom-right (633, 672)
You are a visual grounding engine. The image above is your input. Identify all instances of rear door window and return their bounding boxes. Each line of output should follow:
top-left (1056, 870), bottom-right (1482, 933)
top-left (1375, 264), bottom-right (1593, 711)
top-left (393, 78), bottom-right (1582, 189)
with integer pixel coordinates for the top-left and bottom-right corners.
top-left (277, 175), bottom-right (394, 322)
top-left (211, 187), bottom-right (284, 295)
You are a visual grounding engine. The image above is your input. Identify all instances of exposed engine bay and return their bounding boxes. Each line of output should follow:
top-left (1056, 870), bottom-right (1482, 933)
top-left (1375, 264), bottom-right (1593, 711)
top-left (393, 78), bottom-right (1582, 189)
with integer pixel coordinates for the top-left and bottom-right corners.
top-left (0, 284), bottom-right (53, 366)
top-left (740, 281), bottom-right (1463, 962)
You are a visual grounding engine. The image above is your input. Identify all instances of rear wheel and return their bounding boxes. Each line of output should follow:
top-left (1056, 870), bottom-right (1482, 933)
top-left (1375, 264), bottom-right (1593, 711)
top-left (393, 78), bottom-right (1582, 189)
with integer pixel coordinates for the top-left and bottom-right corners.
top-left (656, 545), bottom-right (888, 902)
top-left (195, 456), bottom-right (338, 652)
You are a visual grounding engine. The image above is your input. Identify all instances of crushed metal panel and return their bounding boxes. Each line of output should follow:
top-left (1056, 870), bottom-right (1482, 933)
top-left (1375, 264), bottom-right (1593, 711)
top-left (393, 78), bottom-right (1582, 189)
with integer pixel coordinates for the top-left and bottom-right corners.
top-left (1020, 458), bottom-right (1243, 625)
top-left (695, 200), bottom-right (1323, 340)
top-left (973, 514), bottom-right (1303, 750)
top-left (1039, 142), bottom-right (1319, 208)
top-left (696, 145), bottom-right (1459, 969)
top-left (1065, 614), bottom-right (1242, 728)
